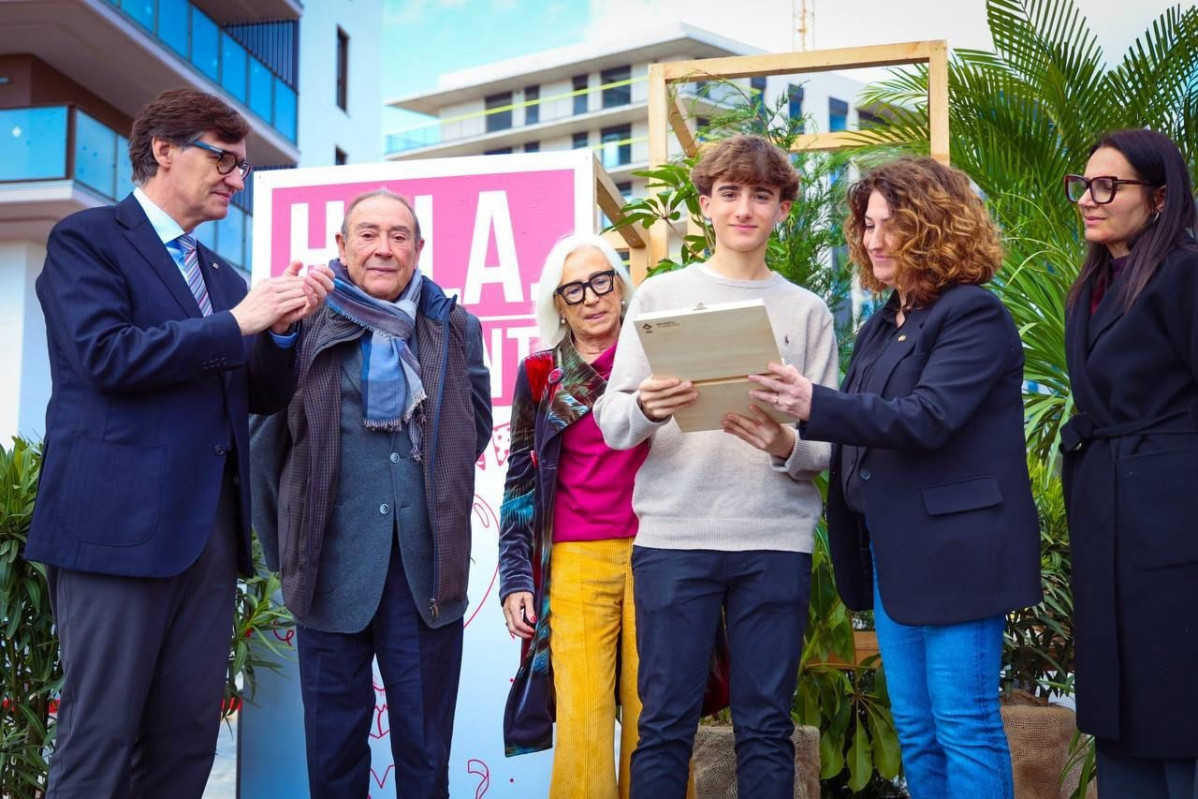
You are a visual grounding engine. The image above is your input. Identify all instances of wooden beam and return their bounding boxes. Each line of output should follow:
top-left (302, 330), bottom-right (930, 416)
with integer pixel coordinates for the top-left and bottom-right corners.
top-left (927, 40), bottom-right (951, 164)
top-left (788, 132), bottom-right (864, 153)
top-left (659, 41), bottom-right (944, 82)
top-left (594, 157), bottom-right (645, 248)
top-left (646, 63), bottom-right (671, 277)
top-left (668, 93), bottom-right (698, 158)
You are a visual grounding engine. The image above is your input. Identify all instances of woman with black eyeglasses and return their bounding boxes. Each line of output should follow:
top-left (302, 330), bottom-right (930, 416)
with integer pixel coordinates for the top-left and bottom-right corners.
top-left (1061, 128), bottom-right (1198, 799)
top-left (497, 233), bottom-right (665, 799)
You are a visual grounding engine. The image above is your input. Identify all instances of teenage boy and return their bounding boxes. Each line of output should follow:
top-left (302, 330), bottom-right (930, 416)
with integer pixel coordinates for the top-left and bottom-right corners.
top-left (593, 133), bottom-right (838, 799)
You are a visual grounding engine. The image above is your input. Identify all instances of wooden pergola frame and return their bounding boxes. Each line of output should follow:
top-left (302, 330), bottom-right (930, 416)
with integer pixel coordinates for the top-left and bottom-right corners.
top-left (596, 40), bottom-right (950, 284)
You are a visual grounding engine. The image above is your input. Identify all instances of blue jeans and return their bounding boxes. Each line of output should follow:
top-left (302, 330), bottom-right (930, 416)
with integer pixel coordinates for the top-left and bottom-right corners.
top-left (873, 574), bottom-right (1013, 799)
top-left (630, 547), bottom-right (812, 799)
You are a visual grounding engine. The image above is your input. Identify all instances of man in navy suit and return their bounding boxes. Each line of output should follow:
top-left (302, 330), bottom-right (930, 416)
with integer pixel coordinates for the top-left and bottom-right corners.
top-left (27, 88), bottom-right (333, 799)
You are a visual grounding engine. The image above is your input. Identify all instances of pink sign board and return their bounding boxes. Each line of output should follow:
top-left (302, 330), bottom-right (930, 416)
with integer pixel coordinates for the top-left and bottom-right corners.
top-left (251, 152), bottom-right (596, 405)
top-left (243, 152), bottom-right (597, 798)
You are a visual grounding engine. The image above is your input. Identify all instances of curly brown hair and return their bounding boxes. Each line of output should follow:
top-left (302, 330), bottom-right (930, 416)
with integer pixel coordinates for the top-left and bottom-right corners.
top-left (845, 157), bottom-right (1002, 306)
top-left (691, 133), bottom-right (799, 202)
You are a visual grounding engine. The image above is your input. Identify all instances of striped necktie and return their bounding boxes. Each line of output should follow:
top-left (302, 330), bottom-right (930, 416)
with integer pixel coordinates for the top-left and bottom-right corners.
top-left (177, 234), bottom-right (212, 316)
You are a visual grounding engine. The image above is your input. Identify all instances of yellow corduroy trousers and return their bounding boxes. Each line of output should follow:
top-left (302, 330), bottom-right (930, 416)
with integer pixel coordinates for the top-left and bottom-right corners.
top-left (548, 538), bottom-right (639, 799)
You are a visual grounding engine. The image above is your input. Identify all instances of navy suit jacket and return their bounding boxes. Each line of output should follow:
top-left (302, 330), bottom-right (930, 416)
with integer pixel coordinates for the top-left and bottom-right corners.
top-left (803, 284), bottom-right (1041, 625)
top-left (27, 194), bottom-right (298, 578)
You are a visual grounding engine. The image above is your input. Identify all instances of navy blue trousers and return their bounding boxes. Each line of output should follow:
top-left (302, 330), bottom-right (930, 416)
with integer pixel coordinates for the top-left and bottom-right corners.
top-left (630, 546), bottom-right (812, 799)
top-left (297, 544), bottom-right (463, 799)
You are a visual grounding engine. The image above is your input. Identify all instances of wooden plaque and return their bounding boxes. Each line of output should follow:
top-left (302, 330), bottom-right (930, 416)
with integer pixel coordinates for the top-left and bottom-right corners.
top-left (635, 299), bottom-right (789, 433)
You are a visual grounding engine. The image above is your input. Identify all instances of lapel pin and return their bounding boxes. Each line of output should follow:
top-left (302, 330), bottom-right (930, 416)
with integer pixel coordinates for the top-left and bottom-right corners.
top-left (898, 334), bottom-right (907, 341)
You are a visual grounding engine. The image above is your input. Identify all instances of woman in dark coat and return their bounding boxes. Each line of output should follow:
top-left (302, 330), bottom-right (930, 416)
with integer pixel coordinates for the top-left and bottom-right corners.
top-left (738, 157), bottom-right (1042, 799)
top-left (1061, 128), bottom-right (1198, 799)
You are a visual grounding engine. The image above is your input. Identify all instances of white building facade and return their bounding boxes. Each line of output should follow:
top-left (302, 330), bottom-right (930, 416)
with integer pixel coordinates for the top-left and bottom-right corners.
top-left (385, 23), bottom-right (870, 205)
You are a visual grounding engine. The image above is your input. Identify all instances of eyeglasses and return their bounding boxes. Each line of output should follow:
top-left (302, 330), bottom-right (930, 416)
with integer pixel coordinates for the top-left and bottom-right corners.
top-left (1063, 174), bottom-right (1153, 205)
top-left (555, 270), bottom-right (617, 305)
top-left (187, 140), bottom-right (253, 179)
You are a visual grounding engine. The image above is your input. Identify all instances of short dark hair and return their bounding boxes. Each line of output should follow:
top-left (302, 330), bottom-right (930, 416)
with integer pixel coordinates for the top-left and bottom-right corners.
top-left (340, 189), bottom-right (423, 242)
top-left (690, 133), bottom-right (800, 202)
top-left (129, 89), bottom-right (249, 183)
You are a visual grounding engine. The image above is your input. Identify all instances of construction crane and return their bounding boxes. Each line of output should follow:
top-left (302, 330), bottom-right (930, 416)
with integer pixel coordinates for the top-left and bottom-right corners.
top-left (793, 0), bottom-right (813, 51)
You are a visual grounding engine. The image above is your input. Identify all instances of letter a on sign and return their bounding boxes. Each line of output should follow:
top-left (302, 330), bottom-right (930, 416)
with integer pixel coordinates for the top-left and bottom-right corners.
top-left (464, 191), bottom-right (522, 305)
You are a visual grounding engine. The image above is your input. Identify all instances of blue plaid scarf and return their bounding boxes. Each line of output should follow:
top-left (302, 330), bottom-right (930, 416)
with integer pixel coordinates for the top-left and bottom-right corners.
top-left (325, 259), bottom-right (427, 460)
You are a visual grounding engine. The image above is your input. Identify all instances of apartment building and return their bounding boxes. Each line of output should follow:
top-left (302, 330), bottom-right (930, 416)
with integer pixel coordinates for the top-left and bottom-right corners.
top-left (0, 0), bottom-right (382, 442)
top-left (384, 22), bottom-right (869, 206)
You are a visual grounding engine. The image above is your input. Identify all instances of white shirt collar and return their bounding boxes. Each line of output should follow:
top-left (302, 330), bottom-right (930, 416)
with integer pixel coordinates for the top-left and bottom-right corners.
top-left (132, 186), bottom-right (187, 246)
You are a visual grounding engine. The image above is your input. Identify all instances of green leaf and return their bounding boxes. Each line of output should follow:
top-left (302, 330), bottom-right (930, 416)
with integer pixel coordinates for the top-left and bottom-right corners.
top-left (846, 721), bottom-right (873, 792)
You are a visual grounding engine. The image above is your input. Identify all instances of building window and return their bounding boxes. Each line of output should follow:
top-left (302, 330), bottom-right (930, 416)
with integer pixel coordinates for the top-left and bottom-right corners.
top-left (750, 75), bottom-right (767, 109)
top-left (572, 131), bottom-right (589, 150)
top-left (858, 109), bottom-right (883, 129)
top-left (600, 124), bottom-right (632, 168)
top-left (616, 181), bottom-right (632, 201)
top-left (788, 84), bottom-right (804, 129)
top-left (524, 85), bottom-right (540, 125)
top-left (485, 92), bottom-right (513, 133)
top-left (829, 98), bottom-right (848, 132)
top-left (524, 141), bottom-right (540, 153)
top-left (336, 28), bottom-right (349, 111)
top-left (572, 74), bottom-right (588, 115)
top-left (601, 65), bottom-right (632, 108)
top-left (484, 147), bottom-right (513, 155)
top-left (334, 147), bottom-right (347, 165)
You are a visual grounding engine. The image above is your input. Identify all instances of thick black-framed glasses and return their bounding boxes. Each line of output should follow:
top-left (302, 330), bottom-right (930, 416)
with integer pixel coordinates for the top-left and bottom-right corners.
top-left (187, 140), bottom-right (253, 179)
top-left (555, 270), bottom-right (617, 305)
top-left (1063, 174), bottom-right (1153, 205)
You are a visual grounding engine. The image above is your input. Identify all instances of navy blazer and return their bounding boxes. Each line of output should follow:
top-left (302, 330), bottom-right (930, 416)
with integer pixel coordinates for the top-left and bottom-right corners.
top-left (26, 194), bottom-right (297, 578)
top-left (803, 284), bottom-right (1041, 626)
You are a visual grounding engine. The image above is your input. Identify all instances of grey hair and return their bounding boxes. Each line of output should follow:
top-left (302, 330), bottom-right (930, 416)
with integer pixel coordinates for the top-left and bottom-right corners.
top-left (534, 233), bottom-right (635, 347)
top-left (340, 188), bottom-right (422, 241)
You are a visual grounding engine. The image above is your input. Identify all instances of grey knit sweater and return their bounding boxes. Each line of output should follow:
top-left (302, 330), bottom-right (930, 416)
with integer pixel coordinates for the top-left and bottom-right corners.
top-left (593, 263), bottom-right (839, 554)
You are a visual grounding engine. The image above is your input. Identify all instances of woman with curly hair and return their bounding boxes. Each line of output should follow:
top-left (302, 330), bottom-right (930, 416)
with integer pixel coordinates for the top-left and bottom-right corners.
top-left (741, 157), bottom-right (1041, 798)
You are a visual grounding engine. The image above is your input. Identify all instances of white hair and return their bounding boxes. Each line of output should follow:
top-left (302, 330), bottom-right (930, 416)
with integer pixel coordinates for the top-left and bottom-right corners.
top-left (534, 233), bottom-right (635, 347)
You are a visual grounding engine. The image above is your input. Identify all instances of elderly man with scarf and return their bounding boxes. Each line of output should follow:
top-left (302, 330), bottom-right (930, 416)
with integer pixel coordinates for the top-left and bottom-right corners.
top-left (251, 188), bottom-right (492, 799)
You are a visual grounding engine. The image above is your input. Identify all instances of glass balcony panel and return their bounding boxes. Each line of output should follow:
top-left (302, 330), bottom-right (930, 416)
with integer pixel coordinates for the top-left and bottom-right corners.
top-left (75, 111), bottom-right (118, 199)
top-left (0, 107), bottom-right (68, 181)
top-left (248, 58), bottom-right (274, 125)
top-left (274, 79), bottom-right (297, 142)
top-left (216, 203), bottom-right (246, 268)
top-left (157, 0), bottom-right (189, 57)
top-left (116, 135), bottom-right (134, 199)
top-left (119, 0), bottom-right (155, 32)
top-left (191, 7), bottom-right (221, 82)
top-left (220, 33), bottom-right (248, 104)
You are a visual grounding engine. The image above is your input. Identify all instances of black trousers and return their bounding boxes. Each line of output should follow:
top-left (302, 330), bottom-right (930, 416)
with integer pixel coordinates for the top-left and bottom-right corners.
top-left (1096, 742), bottom-right (1198, 799)
top-left (45, 468), bottom-right (238, 799)
top-left (296, 543), bottom-right (464, 799)
top-left (629, 546), bottom-right (812, 799)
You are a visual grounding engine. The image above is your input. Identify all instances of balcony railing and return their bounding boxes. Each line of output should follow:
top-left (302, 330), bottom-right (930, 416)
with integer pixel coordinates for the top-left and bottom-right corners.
top-left (103, 0), bottom-right (298, 143)
top-left (0, 105), bottom-right (253, 271)
top-left (385, 78), bottom-right (746, 156)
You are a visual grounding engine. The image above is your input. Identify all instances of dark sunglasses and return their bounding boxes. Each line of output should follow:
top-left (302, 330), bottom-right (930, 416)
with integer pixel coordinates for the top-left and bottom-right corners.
top-left (1063, 174), bottom-right (1153, 205)
top-left (555, 270), bottom-right (617, 305)
top-left (187, 140), bottom-right (253, 179)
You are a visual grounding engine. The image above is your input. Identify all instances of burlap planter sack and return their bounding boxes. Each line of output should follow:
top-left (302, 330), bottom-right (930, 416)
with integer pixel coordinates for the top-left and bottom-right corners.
top-left (691, 724), bottom-right (820, 799)
top-left (1002, 702), bottom-right (1098, 799)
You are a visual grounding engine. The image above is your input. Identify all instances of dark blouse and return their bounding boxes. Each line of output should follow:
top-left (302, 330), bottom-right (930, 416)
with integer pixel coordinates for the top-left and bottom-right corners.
top-left (1089, 255), bottom-right (1129, 314)
top-left (840, 293), bottom-right (929, 513)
